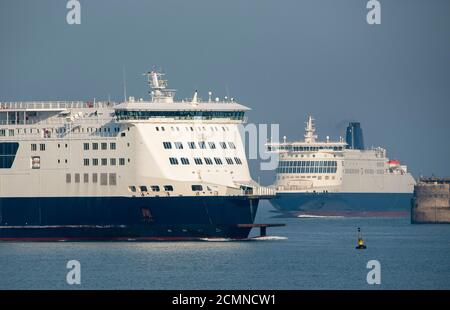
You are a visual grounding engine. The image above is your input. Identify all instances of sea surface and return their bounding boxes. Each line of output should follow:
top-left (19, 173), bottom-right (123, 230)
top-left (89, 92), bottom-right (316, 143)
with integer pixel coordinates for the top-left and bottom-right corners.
top-left (0, 201), bottom-right (449, 290)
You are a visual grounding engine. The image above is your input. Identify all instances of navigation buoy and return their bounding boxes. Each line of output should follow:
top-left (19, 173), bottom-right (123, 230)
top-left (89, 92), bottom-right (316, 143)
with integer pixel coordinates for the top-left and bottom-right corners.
top-left (355, 227), bottom-right (367, 249)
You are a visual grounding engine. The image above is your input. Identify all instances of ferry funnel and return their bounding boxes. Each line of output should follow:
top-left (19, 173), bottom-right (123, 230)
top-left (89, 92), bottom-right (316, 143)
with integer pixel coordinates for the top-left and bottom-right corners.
top-left (346, 122), bottom-right (364, 150)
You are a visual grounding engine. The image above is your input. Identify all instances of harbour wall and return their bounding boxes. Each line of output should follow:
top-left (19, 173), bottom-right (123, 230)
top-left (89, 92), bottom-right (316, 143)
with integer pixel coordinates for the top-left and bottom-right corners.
top-left (411, 178), bottom-right (450, 224)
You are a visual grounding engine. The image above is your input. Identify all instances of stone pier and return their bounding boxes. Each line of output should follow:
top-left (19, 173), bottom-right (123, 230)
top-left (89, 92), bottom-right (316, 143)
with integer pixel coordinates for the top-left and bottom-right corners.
top-left (411, 177), bottom-right (450, 224)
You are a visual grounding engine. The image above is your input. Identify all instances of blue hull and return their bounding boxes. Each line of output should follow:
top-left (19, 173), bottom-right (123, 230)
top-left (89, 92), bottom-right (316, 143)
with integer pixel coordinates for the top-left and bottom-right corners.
top-left (0, 196), bottom-right (259, 240)
top-left (270, 192), bottom-right (413, 216)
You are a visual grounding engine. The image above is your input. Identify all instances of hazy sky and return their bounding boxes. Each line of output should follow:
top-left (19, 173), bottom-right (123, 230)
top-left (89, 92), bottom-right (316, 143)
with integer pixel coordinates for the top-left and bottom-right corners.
top-left (1, 0), bottom-right (449, 184)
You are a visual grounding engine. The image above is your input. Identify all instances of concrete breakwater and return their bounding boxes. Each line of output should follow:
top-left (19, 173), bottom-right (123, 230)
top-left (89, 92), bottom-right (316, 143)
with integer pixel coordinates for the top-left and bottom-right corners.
top-left (411, 177), bottom-right (450, 224)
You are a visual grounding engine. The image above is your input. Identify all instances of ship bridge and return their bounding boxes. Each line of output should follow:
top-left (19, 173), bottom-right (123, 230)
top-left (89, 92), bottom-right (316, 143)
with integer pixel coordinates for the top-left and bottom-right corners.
top-left (114, 101), bottom-right (249, 122)
top-left (266, 115), bottom-right (347, 153)
top-left (114, 70), bottom-right (250, 123)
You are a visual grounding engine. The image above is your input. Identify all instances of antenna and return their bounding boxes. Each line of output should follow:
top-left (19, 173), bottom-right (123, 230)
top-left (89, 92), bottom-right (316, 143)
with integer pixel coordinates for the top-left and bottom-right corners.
top-left (122, 66), bottom-right (127, 102)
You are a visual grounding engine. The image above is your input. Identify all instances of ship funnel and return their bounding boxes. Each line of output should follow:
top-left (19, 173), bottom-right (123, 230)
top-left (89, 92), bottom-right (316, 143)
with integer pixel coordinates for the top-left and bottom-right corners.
top-left (346, 122), bottom-right (364, 150)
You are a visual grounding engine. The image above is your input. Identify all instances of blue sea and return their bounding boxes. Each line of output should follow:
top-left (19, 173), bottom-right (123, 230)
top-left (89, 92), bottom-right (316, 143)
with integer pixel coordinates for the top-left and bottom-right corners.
top-left (0, 201), bottom-right (449, 290)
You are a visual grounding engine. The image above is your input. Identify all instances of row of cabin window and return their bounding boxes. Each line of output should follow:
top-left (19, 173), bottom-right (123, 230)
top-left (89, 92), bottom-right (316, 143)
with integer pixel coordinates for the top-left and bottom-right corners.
top-left (83, 142), bottom-right (117, 151)
top-left (0, 129), bottom-right (15, 136)
top-left (169, 157), bottom-right (242, 165)
top-left (66, 172), bottom-right (117, 185)
top-left (0, 127), bottom-right (121, 136)
top-left (129, 185), bottom-right (173, 193)
top-left (163, 141), bottom-right (236, 150)
top-left (279, 160), bottom-right (338, 167)
top-left (83, 158), bottom-right (128, 166)
top-left (277, 167), bottom-right (338, 174)
top-left (129, 184), bottom-right (206, 193)
top-left (33, 142), bottom-right (120, 152)
top-left (268, 146), bottom-right (344, 152)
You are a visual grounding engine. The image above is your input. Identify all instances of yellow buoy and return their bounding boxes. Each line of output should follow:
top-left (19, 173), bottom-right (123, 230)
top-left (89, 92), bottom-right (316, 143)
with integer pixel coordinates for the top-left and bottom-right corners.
top-left (356, 227), bottom-right (367, 249)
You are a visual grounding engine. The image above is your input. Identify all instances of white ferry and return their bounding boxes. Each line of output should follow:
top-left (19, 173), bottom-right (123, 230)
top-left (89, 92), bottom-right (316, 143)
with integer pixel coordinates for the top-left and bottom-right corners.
top-left (0, 69), bottom-right (274, 241)
top-left (266, 116), bottom-right (415, 216)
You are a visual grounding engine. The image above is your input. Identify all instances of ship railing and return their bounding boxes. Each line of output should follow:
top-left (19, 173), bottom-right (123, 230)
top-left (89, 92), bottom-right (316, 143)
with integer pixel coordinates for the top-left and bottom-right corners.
top-left (0, 101), bottom-right (117, 110)
top-left (0, 117), bottom-right (114, 126)
top-left (241, 186), bottom-right (276, 197)
top-left (0, 130), bottom-right (120, 140)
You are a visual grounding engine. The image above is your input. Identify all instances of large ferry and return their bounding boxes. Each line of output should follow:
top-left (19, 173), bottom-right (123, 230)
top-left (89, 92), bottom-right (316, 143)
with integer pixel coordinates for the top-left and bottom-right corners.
top-left (266, 116), bottom-right (415, 216)
top-left (0, 69), bottom-right (274, 241)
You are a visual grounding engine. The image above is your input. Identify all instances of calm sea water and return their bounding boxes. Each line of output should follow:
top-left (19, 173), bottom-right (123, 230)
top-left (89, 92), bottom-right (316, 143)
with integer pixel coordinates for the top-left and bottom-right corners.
top-left (0, 201), bottom-right (449, 290)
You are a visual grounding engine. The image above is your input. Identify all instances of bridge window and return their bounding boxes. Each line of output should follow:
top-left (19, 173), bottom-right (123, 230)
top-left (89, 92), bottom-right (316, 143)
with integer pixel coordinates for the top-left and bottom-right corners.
top-left (115, 110), bottom-right (245, 121)
top-left (163, 142), bottom-right (172, 149)
top-left (278, 160), bottom-right (337, 174)
top-left (199, 141), bottom-right (206, 149)
top-left (169, 157), bottom-right (179, 165)
top-left (214, 157), bottom-right (222, 165)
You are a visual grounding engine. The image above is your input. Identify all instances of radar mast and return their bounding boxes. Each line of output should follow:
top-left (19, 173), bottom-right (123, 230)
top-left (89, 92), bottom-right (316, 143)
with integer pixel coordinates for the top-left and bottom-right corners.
top-left (143, 68), bottom-right (176, 103)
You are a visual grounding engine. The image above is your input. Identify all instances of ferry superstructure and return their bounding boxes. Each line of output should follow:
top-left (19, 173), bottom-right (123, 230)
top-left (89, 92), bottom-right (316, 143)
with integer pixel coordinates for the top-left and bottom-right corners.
top-left (0, 69), bottom-right (274, 241)
top-left (266, 116), bottom-right (415, 216)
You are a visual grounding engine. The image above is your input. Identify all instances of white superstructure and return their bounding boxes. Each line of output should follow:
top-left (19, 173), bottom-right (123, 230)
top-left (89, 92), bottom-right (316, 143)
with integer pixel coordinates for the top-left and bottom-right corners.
top-left (0, 70), bottom-right (272, 199)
